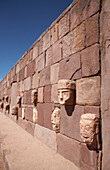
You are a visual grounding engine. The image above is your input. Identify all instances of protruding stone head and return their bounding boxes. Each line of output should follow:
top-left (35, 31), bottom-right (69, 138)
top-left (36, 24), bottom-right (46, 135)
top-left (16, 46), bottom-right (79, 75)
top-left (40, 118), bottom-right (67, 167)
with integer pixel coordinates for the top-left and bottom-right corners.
top-left (11, 106), bottom-right (18, 115)
top-left (33, 107), bottom-right (38, 124)
top-left (51, 107), bottom-right (60, 133)
top-left (58, 79), bottom-right (76, 105)
top-left (32, 90), bottom-right (37, 106)
top-left (80, 113), bottom-right (99, 149)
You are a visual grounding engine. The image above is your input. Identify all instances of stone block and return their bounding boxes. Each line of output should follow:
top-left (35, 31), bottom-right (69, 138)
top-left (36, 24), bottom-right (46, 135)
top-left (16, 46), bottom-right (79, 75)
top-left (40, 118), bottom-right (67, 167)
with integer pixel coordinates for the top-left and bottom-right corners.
top-left (44, 85), bottom-right (51, 103)
top-left (81, 44), bottom-right (100, 77)
top-left (70, 0), bottom-right (100, 30)
top-left (10, 83), bottom-right (19, 111)
top-left (80, 143), bottom-right (97, 170)
top-left (60, 105), bottom-right (84, 141)
top-left (38, 87), bottom-right (43, 103)
top-left (24, 77), bottom-right (31, 91)
top-left (39, 69), bottom-right (45, 87)
top-left (18, 107), bottom-right (22, 117)
top-left (50, 24), bottom-right (58, 45)
top-left (32, 72), bottom-right (39, 89)
top-left (16, 62), bottom-right (21, 74)
top-left (24, 66), bottom-right (27, 78)
top-left (19, 81), bottom-right (24, 92)
top-left (59, 53), bottom-right (81, 79)
top-left (86, 13), bottom-right (99, 47)
top-left (36, 53), bottom-right (45, 72)
top-left (45, 66), bottom-right (50, 86)
top-left (59, 13), bottom-right (69, 39)
top-left (34, 124), bottom-right (57, 151)
top-left (29, 49), bottom-right (33, 61)
top-left (37, 103), bottom-right (44, 126)
top-left (33, 44), bottom-right (38, 60)
top-left (19, 68), bottom-right (25, 81)
top-left (52, 40), bottom-right (62, 64)
top-left (24, 90), bottom-right (32, 105)
top-left (72, 22), bottom-right (85, 54)
top-left (57, 133), bottom-right (80, 167)
top-left (46, 47), bottom-right (52, 66)
top-left (13, 74), bottom-right (17, 82)
top-left (76, 76), bottom-right (100, 105)
top-left (43, 31), bottom-right (50, 51)
top-left (51, 84), bottom-right (59, 103)
top-left (27, 60), bottom-right (35, 77)
top-left (25, 107), bottom-right (33, 122)
top-left (84, 106), bottom-right (99, 116)
top-left (50, 63), bottom-right (59, 84)
top-left (38, 38), bottom-right (43, 55)
top-left (25, 120), bottom-right (35, 136)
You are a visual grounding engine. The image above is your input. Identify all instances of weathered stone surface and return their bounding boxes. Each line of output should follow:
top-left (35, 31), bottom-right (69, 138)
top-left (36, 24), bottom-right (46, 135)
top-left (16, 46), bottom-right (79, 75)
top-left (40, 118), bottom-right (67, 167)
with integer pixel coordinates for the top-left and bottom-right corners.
top-left (50, 24), bottom-right (58, 45)
top-left (24, 77), bottom-right (31, 91)
top-left (10, 83), bottom-right (19, 112)
top-left (37, 103), bottom-right (52, 130)
top-left (50, 63), bottom-right (59, 84)
top-left (19, 81), bottom-right (24, 92)
top-left (59, 53), bottom-right (80, 79)
top-left (59, 13), bottom-right (69, 39)
top-left (44, 85), bottom-right (51, 103)
top-left (19, 68), bottom-right (25, 81)
top-left (16, 62), bottom-right (21, 74)
top-left (38, 38), bottom-right (43, 55)
top-left (38, 87), bottom-right (43, 103)
top-left (70, 0), bottom-right (100, 30)
top-left (33, 107), bottom-right (38, 124)
top-left (76, 76), bottom-right (100, 105)
top-left (51, 107), bottom-right (60, 133)
top-left (60, 105), bottom-right (84, 141)
top-left (81, 44), bottom-right (100, 77)
top-left (51, 84), bottom-right (59, 103)
top-left (34, 124), bottom-right (57, 151)
top-left (27, 60), bottom-right (35, 77)
top-left (57, 133), bottom-right (80, 167)
top-left (72, 22), bottom-right (85, 54)
top-left (45, 66), bottom-right (50, 85)
top-left (24, 90), bottom-right (32, 105)
top-left (36, 53), bottom-right (45, 72)
top-left (52, 40), bottom-right (62, 64)
top-left (33, 44), bottom-right (38, 60)
top-left (25, 120), bottom-right (35, 136)
top-left (84, 106), bottom-right (99, 116)
top-left (43, 31), bottom-right (50, 51)
top-left (46, 47), bottom-right (52, 66)
top-left (18, 107), bottom-right (22, 117)
top-left (25, 107), bottom-right (33, 122)
top-left (80, 143), bottom-right (97, 170)
top-left (32, 72), bottom-right (39, 89)
top-left (86, 13), bottom-right (99, 47)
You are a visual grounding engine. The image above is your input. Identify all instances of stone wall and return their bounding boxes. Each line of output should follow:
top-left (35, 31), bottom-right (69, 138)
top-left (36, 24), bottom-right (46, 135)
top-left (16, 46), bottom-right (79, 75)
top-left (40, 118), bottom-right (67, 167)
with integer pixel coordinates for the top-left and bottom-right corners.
top-left (0, 0), bottom-right (109, 169)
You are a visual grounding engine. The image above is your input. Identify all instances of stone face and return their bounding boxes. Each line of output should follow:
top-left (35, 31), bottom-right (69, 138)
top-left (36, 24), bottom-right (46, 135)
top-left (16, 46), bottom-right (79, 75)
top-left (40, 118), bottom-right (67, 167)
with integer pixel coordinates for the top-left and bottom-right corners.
top-left (50, 24), bottom-right (58, 45)
top-left (38, 87), bottom-right (43, 103)
top-left (50, 63), bottom-right (59, 84)
top-left (11, 106), bottom-right (18, 115)
top-left (45, 47), bottom-right (52, 67)
top-left (58, 79), bottom-right (76, 105)
top-left (72, 23), bottom-right (85, 54)
top-left (24, 77), bottom-right (31, 91)
top-left (59, 13), bottom-right (69, 39)
top-left (70, 0), bottom-right (100, 30)
top-left (32, 72), bottom-right (39, 89)
top-left (60, 105), bottom-right (84, 141)
top-left (34, 124), bottom-right (57, 151)
top-left (27, 60), bottom-right (35, 77)
top-left (59, 51), bottom-right (81, 79)
top-left (86, 13), bottom-right (99, 47)
top-left (44, 85), bottom-right (51, 103)
top-left (33, 44), bottom-right (38, 60)
top-left (52, 40), bottom-right (62, 64)
top-left (81, 44), bottom-right (100, 77)
top-left (51, 107), bottom-right (60, 133)
top-left (76, 76), bottom-right (100, 105)
top-left (25, 107), bottom-right (33, 122)
top-left (57, 133), bottom-right (80, 167)
top-left (80, 113), bottom-right (99, 149)
top-left (43, 31), bottom-right (50, 51)
top-left (51, 84), bottom-right (59, 103)
top-left (80, 143), bottom-right (97, 170)
top-left (36, 53), bottom-right (45, 72)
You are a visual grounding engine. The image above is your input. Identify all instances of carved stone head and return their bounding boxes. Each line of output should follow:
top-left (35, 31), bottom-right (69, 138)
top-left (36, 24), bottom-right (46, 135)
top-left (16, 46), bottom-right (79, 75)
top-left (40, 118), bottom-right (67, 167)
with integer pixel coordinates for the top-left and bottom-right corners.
top-left (33, 107), bottom-right (38, 124)
top-left (58, 79), bottom-right (76, 105)
top-left (51, 107), bottom-right (60, 133)
top-left (80, 113), bottom-right (99, 149)
top-left (32, 90), bottom-right (37, 106)
top-left (11, 106), bottom-right (18, 115)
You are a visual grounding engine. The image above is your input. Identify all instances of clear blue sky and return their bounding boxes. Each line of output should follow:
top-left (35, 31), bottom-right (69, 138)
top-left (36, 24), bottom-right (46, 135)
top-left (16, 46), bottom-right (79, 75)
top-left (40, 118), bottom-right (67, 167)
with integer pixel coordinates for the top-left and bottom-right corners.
top-left (0, 0), bottom-right (73, 81)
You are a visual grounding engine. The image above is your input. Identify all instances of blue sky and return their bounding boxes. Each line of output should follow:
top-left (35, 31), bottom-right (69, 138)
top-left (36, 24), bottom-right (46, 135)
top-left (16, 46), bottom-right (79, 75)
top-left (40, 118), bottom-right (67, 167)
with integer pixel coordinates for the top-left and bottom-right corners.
top-left (0, 0), bottom-right (73, 81)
